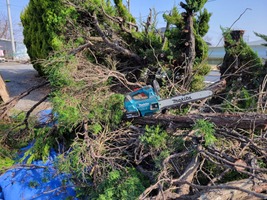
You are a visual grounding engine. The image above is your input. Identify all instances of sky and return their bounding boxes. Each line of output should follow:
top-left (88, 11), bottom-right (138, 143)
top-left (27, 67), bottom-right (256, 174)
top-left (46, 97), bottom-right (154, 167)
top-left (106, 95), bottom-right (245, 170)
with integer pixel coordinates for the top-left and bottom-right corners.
top-left (0, 0), bottom-right (267, 46)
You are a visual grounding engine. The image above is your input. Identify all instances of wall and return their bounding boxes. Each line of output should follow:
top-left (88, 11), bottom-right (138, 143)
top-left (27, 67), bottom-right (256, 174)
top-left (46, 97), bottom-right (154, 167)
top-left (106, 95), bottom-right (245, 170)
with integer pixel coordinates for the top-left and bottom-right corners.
top-left (208, 42), bottom-right (267, 65)
top-left (0, 38), bottom-right (13, 58)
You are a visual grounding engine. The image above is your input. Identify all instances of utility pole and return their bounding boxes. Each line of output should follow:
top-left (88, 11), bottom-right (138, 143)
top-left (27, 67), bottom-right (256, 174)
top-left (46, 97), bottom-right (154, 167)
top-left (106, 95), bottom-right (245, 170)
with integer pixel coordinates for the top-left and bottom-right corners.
top-left (126, 0), bottom-right (130, 12)
top-left (6, 0), bottom-right (16, 59)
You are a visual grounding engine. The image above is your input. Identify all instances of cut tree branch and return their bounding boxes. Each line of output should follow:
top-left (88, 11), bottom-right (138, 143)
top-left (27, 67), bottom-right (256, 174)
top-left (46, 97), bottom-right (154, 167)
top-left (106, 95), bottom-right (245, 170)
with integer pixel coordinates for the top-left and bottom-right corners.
top-left (92, 12), bottom-right (142, 64)
top-left (0, 81), bottom-right (49, 120)
top-left (132, 112), bottom-right (267, 130)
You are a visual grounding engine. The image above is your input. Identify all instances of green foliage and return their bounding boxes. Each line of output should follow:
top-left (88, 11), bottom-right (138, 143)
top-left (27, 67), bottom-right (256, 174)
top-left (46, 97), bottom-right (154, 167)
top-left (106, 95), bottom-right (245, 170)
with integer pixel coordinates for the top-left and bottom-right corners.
top-left (0, 149), bottom-right (15, 173)
top-left (163, 7), bottom-right (182, 26)
top-left (220, 28), bottom-right (265, 109)
top-left (222, 28), bottom-right (264, 85)
top-left (238, 87), bottom-right (256, 109)
top-left (21, 0), bottom-right (77, 74)
top-left (154, 149), bottom-right (170, 170)
top-left (222, 87), bottom-right (257, 112)
top-left (114, 0), bottom-right (135, 23)
top-left (29, 181), bottom-right (39, 188)
top-left (193, 119), bottom-right (217, 146)
top-left (197, 160), bottom-right (223, 184)
top-left (163, 2), bottom-right (211, 90)
top-left (44, 55), bottom-right (78, 88)
top-left (190, 74), bottom-right (205, 91)
top-left (52, 91), bottom-right (82, 130)
top-left (20, 128), bottom-right (54, 164)
top-left (0, 116), bottom-right (36, 173)
top-left (140, 125), bottom-right (168, 149)
top-left (194, 34), bottom-right (209, 66)
top-left (196, 8), bottom-right (211, 36)
top-left (255, 32), bottom-right (267, 47)
top-left (87, 93), bottom-right (125, 130)
top-left (88, 168), bottom-right (148, 200)
top-left (182, 0), bottom-right (208, 13)
top-left (56, 138), bottom-right (87, 178)
top-left (258, 159), bottom-right (267, 168)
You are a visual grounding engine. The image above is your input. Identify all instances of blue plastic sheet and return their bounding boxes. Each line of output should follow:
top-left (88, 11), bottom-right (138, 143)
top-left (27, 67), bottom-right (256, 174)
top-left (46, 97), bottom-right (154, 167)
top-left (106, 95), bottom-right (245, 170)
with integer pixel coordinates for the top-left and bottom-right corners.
top-left (37, 109), bottom-right (58, 127)
top-left (0, 110), bottom-right (77, 200)
top-left (0, 146), bottom-right (77, 200)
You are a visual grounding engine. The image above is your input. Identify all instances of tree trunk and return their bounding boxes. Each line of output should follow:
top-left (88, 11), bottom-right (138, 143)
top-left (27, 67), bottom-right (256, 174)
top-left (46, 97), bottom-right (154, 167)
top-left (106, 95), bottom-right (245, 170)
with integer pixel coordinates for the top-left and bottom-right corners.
top-left (132, 113), bottom-right (267, 130)
top-left (183, 12), bottom-right (195, 89)
top-left (220, 30), bottom-right (245, 79)
top-left (197, 177), bottom-right (267, 200)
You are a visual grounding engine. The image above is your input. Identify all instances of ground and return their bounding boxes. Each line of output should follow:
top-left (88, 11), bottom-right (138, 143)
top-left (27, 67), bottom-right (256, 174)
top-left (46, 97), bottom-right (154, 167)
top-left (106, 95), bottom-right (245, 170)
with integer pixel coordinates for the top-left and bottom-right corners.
top-left (0, 62), bottom-right (51, 115)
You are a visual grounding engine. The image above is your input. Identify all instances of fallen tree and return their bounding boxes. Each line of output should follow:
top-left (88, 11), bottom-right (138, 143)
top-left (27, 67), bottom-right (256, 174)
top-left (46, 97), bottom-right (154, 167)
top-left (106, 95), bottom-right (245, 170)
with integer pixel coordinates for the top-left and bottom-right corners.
top-left (132, 112), bottom-right (267, 130)
top-left (3, 1), bottom-right (266, 199)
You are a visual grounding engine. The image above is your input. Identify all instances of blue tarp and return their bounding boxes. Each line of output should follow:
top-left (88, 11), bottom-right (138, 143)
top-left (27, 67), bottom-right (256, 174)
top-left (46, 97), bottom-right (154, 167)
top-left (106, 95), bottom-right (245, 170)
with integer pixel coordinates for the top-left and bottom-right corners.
top-left (0, 146), bottom-right (77, 200)
top-left (0, 110), bottom-right (77, 200)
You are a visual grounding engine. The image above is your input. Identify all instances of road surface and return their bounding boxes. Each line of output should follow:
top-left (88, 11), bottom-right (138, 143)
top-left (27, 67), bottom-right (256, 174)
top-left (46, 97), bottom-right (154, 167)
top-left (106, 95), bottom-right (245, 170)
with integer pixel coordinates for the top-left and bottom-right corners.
top-left (205, 70), bottom-right (220, 83)
top-left (0, 62), bottom-right (51, 114)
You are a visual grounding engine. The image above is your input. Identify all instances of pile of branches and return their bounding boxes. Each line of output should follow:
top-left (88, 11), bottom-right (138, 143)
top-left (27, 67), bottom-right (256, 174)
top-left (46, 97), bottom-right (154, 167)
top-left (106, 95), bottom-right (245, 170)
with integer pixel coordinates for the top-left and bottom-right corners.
top-left (135, 126), bottom-right (267, 199)
top-left (2, 56), bottom-right (267, 199)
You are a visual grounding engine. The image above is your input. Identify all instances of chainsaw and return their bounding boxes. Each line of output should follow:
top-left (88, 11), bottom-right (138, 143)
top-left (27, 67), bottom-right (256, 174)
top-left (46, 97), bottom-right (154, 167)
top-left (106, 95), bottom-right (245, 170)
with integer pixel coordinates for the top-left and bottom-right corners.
top-left (124, 80), bottom-right (213, 118)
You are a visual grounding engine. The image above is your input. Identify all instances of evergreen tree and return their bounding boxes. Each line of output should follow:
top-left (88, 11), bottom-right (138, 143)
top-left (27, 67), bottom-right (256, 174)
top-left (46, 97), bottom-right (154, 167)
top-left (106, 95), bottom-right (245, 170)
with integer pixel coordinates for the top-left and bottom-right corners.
top-left (255, 32), bottom-right (267, 47)
top-left (21, 0), bottom-right (74, 75)
top-left (163, 0), bottom-right (211, 90)
top-left (218, 29), bottom-right (265, 110)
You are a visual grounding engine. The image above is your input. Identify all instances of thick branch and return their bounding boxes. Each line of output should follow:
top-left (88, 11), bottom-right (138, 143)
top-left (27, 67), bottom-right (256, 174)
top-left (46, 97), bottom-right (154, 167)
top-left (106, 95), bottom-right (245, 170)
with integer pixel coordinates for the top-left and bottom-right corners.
top-left (92, 13), bottom-right (142, 64)
top-left (0, 81), bottom-right (49, 120)
top-left (68, 41), bottom-right (94, 55)
top-left (132, 113), bottom-right (267, 130)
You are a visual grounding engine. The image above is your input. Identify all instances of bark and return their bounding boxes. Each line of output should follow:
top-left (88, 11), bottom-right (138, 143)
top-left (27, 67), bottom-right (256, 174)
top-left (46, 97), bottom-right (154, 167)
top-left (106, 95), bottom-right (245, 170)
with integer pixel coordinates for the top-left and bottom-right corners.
top-left (196, 177), bottom-right (267, 200)
top-left (133, 113), bottom-right (267, 130)
top-left (180, 1), bottom-right (196, 89)
top-left (177, 150), bottom-right (200, 196)
top-left (183, 12), bottom-right (195, 89)
top-left (92, 13), bottom-right (142, 64)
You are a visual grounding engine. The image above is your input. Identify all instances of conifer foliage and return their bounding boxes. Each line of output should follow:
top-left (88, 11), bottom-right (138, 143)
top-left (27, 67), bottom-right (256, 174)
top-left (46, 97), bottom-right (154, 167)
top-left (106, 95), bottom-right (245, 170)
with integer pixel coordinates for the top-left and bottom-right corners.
top-left (9, 1), bottom-right (267, 200)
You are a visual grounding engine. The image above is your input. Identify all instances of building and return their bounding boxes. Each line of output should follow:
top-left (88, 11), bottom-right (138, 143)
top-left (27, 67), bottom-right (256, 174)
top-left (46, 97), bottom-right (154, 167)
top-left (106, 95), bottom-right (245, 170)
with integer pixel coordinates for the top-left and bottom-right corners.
top-left (208, 39), bottom-right (267, 65)
top-left (0, 38), bottom-right (13, 59)
top-left (0, 38), bottom-right (29, 61)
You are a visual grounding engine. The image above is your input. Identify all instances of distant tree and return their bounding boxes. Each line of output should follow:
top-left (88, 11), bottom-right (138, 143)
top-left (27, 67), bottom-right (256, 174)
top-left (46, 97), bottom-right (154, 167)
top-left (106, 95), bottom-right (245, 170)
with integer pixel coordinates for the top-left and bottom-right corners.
top-left (255, 32), bottom-right (267, 47)
top-left (255, 32), bottom-right (267, 75)
top-left (0, 14), bottom-right (9, 39)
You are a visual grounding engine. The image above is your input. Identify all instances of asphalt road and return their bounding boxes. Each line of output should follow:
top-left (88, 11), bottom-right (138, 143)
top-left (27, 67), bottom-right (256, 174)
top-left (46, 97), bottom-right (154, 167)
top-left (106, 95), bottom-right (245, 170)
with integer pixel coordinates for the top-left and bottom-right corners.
top-left (0, 62), bottom-right (51, 114)
top-left (205, 70), bottom-right (220, 83)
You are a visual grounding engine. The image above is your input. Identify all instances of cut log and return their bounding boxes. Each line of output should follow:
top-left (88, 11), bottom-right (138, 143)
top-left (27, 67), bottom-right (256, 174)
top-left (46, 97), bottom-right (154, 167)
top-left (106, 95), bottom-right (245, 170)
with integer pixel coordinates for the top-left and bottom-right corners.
top-left (0, 74), bottom-right (9, 102)
top-left (197, 177), bottom-right (267, 200)
top-left (132, 113), bottom-right (267, 130)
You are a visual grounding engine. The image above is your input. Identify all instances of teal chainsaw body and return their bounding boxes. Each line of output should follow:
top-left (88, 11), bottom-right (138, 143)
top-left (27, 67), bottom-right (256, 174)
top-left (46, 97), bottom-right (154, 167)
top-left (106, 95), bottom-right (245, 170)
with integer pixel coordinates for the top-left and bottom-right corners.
top-left (124, 83), bottom-right (213, 118)
top-left (124, 85), bottom-right (160, 118)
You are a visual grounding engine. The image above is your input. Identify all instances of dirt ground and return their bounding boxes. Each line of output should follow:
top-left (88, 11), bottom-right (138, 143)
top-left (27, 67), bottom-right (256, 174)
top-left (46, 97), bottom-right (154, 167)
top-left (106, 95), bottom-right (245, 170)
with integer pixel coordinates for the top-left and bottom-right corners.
top-left (0, 62), bottom-right (51, 116)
